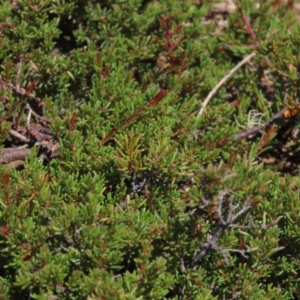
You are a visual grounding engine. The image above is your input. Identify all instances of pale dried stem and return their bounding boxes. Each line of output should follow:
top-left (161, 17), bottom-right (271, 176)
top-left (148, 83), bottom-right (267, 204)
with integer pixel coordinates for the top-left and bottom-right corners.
top-left (197, 52), bottom-right (256, 118)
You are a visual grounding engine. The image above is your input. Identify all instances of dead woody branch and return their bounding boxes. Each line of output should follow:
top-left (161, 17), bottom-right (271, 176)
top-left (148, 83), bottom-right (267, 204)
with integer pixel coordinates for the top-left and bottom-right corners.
top-left (188, 191), bottom-right (257, 269)
top-left (235, 108), bottom-right (286, 140)
top-left (0, 76), bottom-right (59, 168)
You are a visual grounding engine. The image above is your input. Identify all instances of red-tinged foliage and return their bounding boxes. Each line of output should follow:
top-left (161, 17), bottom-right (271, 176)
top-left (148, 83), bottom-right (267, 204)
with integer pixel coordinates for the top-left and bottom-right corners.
top-left (0, 226), bottom-right (9, 236)
top-left (102, 90), bottom-right (168, 145)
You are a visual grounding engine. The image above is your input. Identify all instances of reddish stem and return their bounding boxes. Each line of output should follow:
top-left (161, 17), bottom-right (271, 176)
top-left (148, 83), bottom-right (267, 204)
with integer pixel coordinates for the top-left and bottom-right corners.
top-left (101, 90), bottom-right (168, 145)
top-left (236, 3), bottom-right (259, 47)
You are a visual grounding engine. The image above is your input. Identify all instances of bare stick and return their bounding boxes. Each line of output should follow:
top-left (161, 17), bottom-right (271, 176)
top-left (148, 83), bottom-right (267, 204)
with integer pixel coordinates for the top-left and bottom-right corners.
top-left (235, 108), bottom-right (286, 140)
top-left (197, 52), bottom-right (256, 118)
top-left (216, 247), bottom-right (259, 263)
top-left (0, 148), bottom-right (30, 164)
top-left (8, 129), bottom-right (30, 143)
top-left (25, 103), bottom-right (51, 124)
top-left (27, 107), bottom-right (32, 129)
top-left (189, 191), bottom-right (253, 268)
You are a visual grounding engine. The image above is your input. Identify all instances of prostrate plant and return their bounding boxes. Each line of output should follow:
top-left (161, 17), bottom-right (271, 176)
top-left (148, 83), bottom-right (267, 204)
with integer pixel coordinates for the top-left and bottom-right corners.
top-left (0, 0), bottom-right (300, 299)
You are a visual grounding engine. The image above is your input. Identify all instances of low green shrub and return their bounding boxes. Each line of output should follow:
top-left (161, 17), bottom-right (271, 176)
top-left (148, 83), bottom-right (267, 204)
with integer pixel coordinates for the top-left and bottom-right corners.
top-left (1, 0), bottom-right (300, 299)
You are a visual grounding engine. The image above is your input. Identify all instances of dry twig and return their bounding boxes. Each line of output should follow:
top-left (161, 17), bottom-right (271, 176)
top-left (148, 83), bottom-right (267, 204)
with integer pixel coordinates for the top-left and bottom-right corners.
top-left (235, 108), bottom-right (286, 140)
top-left (197, 52), bottom-right (256, 118)
top-left (189, 191), bottom-right (255, 268)
top-left (8, 129), bottom-right (30, 143)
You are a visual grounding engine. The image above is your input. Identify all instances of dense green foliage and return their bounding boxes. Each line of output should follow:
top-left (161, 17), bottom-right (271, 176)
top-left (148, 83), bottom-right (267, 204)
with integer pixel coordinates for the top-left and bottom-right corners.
top-left (1, 0), bottom-right (300, 299)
